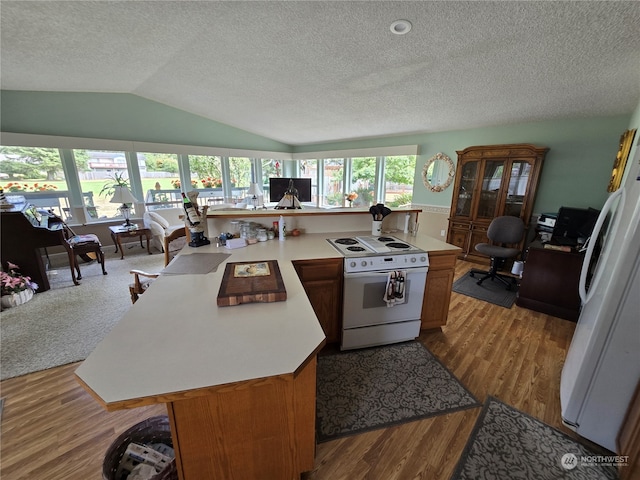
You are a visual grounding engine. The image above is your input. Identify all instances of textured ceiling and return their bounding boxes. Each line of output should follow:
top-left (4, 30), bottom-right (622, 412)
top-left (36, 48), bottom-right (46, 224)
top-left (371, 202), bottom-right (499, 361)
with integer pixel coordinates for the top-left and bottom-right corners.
top-left (2, 1), bottom-right (640, 145)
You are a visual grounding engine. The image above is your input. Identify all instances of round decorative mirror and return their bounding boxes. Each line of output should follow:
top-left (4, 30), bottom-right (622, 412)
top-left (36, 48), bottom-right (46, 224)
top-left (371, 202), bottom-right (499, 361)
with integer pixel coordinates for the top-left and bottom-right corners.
top-left (422, 152), bottom-right (455, 192)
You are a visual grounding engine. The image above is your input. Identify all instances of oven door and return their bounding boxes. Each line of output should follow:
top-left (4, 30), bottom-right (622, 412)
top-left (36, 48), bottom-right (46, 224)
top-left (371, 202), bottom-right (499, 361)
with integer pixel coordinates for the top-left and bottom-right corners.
top-left (342, 267), bottom-right (427, 328)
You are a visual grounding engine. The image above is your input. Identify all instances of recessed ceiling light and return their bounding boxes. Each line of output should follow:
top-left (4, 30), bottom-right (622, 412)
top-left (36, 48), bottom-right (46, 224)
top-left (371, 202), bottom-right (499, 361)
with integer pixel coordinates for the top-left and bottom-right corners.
top-left (390, 20), bottom-right (412, 35)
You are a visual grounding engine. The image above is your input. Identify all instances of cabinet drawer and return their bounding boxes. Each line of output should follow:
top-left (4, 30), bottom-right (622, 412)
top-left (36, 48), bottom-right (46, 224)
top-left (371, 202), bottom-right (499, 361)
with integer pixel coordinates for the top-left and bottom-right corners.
top-left (451, 222), bottom-right (470, 230)
top-left (427, 252), bottom-right (458, 270)
top-left (471, 224), bottom-right (488, 233)
top-left (293, 258), bottom-right (342, 281)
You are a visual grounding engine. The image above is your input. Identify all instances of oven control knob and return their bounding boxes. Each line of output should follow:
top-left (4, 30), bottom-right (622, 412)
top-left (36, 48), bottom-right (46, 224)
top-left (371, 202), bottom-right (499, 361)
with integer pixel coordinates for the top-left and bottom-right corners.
top-left (410, 257), bottom-right (417, 263)
top-left (361, 260), bottom-right (367, 267)
top-left (349, 261), bottom-right (356, 268)
top-left (420, 256), bottom-right (427, 262)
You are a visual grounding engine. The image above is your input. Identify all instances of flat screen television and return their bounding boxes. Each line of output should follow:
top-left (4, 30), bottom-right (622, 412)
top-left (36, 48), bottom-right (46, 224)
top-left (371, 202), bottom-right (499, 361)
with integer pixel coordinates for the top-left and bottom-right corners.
top-left (268, 178), bottom-right (312, 203)
top-left (551, 206), bottom-right (600, 245)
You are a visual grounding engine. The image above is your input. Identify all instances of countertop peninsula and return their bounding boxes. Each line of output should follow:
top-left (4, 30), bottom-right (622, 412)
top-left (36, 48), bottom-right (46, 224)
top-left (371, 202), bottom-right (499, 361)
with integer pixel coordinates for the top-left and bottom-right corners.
top-left (74, 229), bottom-right (459, 480)
top-left (75, 230), bottom-right (456, 409)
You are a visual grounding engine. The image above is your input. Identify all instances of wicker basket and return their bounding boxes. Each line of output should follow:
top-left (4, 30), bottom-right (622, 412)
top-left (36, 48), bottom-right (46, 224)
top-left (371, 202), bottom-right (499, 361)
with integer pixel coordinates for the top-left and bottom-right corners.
top-left (102, 415), bottom-right (178, 480)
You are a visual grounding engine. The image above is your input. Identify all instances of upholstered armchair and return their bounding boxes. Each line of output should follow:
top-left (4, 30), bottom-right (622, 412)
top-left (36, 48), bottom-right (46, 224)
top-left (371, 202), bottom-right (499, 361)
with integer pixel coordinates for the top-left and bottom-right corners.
top-left (143, 208), bottom-right (188, 265)
top-left (143, 206), bottom-right (211, 265)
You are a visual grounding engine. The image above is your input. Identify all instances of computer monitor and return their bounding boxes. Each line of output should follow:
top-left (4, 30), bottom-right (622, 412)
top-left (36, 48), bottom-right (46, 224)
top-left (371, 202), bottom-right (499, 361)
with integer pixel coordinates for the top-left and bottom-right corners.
top-left (268, 178), bottom-right (312, 203)
top-left (552, 206), bottom-right (600, 244)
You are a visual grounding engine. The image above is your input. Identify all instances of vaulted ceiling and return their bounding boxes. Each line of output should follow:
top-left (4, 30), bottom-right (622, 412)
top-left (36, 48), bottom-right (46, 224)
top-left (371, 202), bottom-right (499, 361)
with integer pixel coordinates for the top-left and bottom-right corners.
top-left (2, 1), bottom-right (639, 145)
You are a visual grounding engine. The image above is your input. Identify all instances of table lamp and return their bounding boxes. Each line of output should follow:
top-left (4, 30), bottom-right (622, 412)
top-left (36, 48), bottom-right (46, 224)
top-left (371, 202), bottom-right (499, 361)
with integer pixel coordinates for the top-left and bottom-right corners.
top-left (247, 182), bottom-right (263, 210)
top-left (110, 186), bottom-right (137, 226)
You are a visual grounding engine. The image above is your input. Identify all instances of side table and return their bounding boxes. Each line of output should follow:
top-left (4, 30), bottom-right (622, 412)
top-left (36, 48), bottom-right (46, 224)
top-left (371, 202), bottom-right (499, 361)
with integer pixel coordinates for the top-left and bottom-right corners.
top-left (109, 225), bottom-right (152, 259)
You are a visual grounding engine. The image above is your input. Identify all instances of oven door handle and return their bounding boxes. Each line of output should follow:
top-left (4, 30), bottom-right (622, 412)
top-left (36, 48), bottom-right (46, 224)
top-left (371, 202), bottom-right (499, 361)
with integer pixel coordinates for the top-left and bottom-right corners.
top-left (343, 267), bottom-right (428, 278)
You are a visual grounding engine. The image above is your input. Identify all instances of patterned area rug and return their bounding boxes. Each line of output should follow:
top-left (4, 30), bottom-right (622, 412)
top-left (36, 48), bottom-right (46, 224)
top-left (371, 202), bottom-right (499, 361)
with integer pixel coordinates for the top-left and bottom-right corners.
top-left (451, 397), bottom-right (620, 480)
top-left (316, 341), bottom-right (479, 443)
top-left (452, 270), bottom-right (518, 308)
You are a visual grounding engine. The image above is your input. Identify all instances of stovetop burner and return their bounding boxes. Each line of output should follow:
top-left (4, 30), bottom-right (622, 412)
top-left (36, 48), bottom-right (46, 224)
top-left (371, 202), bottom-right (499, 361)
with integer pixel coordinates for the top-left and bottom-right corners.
top-left (327, 235), bottom-right (424, 257)
top-left (335, 238), bottom-right (357, 245)
top-left (326, 235), bottom-right (429, 273)
top-left (387, 242), bottom-right (410, 249)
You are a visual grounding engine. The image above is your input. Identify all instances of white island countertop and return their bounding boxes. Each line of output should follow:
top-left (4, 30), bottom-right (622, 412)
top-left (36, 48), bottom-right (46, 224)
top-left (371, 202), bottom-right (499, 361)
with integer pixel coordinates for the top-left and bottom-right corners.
top-left (75, 231), bottom-right (457, 411)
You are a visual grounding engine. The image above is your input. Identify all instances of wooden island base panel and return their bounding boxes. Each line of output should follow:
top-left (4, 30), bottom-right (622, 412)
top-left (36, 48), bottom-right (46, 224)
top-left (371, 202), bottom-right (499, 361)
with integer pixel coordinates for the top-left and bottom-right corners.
top-left (75, 225), bottom-right (460, 480)
top-left (167, 356), bottom-right (317, 480)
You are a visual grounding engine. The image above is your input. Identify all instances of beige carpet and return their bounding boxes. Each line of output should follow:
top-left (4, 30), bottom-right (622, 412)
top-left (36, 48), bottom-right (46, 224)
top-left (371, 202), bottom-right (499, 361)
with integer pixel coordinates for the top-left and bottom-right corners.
top-left (0, 247), bottom-right (166, 380)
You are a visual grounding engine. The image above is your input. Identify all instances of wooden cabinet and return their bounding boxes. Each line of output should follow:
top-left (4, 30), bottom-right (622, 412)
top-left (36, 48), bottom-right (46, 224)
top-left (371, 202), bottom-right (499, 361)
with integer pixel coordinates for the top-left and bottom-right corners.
top-left (516, 243), bottom-right (583, 321)
top-left (421, 251), bottom-right (458, 330)
top-left (167, 355), bottom-right (317, 479)
top-left (295, 251), bottom-right (458, 337)
top-left (447, 144), bottom-right (548, 263)
top-left (293, 258), bottom-right (343, 344)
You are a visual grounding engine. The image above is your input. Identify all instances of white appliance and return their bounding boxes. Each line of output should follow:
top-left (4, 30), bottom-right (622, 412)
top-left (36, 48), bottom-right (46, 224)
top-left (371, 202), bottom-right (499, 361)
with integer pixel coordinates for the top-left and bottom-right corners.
top-left (560, 140), bottom-right (640, 452)
top-left (327, 235), bottom-right (429, 350)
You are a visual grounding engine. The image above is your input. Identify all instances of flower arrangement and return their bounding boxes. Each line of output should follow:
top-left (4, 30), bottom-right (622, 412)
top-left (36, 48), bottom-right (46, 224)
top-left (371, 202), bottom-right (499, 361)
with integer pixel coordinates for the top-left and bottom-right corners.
top-left (200, 177), bottom-right (222, 188)
top-left (3, 182), bottom-right (58, 192)
top-left (345, 192), bottom-right (358, 206)
top-left (1, 262), bottom-right (38, 296)
top-left (171, 179), bottom-right (197, 189)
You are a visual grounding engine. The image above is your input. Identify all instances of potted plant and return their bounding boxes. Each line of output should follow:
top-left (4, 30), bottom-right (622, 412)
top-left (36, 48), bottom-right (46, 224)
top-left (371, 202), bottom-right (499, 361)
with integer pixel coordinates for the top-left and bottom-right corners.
top-left (99, 172), bottom-right (130, 198)
top-left (1, 262), bottom-right (38, 308)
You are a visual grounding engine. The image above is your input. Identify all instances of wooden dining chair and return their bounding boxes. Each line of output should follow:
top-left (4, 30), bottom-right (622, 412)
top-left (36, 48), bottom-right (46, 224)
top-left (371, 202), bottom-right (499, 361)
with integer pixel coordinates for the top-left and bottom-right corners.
top-left (62, 228), bottom-right (108, 285)
top-left (129, 269), bottom-right (159, 304)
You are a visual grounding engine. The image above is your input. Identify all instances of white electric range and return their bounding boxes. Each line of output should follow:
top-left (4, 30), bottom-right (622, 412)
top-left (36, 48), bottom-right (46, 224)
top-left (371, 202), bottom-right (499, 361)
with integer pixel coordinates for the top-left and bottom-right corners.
top-left (326, 235), bottom-right (429, 350)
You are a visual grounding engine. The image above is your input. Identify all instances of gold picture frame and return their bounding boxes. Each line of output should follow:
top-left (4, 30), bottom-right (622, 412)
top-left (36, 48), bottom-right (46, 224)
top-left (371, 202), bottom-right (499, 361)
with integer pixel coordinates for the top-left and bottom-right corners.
top-left (607, 128), bottom-right (636, 192)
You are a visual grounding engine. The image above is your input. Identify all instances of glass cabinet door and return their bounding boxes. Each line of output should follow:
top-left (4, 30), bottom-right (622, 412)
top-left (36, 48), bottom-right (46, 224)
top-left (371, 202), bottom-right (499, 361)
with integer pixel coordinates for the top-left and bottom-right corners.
top-left (476, 160), bottom-right (505, 219)
top-left (455, 161), bottom-right (478, 217)
top-left (504, 160), bottom-right (532, 217)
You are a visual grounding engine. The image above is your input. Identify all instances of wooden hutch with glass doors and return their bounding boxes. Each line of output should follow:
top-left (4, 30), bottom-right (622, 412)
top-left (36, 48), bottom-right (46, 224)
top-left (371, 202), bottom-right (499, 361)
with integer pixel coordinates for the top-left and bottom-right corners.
top-left (446, 144), bottom-right (548, 263)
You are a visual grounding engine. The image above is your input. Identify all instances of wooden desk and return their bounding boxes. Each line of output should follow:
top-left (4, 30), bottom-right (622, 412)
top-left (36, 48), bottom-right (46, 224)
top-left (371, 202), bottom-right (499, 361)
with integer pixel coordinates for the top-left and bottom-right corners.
top-left (516, 242), bottom-right (584, 321)
top-left (109, 225), bottom-right (152, 259)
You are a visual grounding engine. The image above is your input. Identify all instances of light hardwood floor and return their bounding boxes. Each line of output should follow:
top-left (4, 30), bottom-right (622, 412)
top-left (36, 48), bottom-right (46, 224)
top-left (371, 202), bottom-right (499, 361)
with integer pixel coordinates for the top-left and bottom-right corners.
top-left (1, 261), bottom-right (591, 480)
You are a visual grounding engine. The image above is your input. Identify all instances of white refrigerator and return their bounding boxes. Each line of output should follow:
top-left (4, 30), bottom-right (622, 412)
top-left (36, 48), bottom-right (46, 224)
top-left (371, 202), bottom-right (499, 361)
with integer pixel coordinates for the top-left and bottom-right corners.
top-left (560, 137), bottom-right (640, 453)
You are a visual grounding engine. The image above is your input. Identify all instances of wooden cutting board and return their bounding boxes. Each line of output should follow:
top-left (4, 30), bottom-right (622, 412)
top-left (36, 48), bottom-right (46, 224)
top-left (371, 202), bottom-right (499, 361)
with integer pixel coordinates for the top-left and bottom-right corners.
top-left (217, 260), bottom-right (287, 307)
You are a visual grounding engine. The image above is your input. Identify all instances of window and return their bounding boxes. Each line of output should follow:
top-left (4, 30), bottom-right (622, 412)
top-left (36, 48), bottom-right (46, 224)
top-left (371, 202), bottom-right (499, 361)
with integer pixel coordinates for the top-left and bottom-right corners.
top-left (227, 157), bottom-right (251, 202)
top-left (261, 159), bottom-right (279, 201)
top-left (383, 155), bottom-right (416, 207)
top-left (3, 134), bottom-right (417, 219)
top-left (349, 157), bottom-right (376, 207)
top-left (187, 154), bottom-right (226, 204)
top-left (299, 159), bottom-right (318, 205)
top-left (138, 151), bottom-right (181, 208)
top-left (73, 149), bottom-right (139, 221)
top-left (0, 146), bottom-right (69, 218)
top-left (321, 158), bottom-right (344, 207)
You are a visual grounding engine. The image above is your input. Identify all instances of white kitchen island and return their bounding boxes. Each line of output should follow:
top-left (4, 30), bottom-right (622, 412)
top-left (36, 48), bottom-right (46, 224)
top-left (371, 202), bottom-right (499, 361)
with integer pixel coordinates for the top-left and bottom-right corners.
top-left (76, 226), bottom-right (459, 480)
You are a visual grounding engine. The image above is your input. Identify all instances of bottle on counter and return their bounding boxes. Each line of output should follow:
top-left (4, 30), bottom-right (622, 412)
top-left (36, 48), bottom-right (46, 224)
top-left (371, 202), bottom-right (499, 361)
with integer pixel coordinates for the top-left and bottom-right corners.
top-left (278, 215), bottom-right (286, 241)
top-left (181, 192), bottom-right (200, 225)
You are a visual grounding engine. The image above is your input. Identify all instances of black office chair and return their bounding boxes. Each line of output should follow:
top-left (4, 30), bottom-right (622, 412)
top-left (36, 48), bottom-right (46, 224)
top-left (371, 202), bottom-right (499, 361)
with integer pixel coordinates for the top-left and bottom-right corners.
top-left (469, 216), bottom-right (525, 290)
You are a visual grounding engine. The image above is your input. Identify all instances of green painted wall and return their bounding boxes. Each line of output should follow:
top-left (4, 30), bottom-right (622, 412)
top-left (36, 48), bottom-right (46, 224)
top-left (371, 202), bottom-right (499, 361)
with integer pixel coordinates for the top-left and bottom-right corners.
top-left (1, 89), bottom-right (637, 215)
top-left (0, 90), bottom-right (291, 153)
